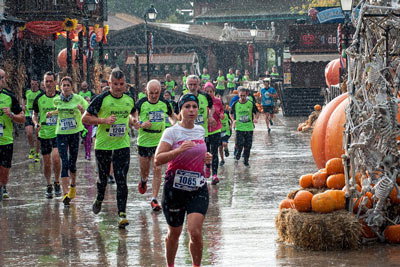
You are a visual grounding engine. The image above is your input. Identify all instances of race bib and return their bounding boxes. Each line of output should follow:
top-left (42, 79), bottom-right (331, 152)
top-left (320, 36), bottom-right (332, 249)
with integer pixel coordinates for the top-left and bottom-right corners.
top-left (46, 115), bottom-right (58, 126)
top-left (173, 169), bottom-right (206, 191)
top-left (0, 123), bottom-right (3, 137)
top-left (60, 118), bottom-right (77, 131)
top-left (239, 115), bottom-right (250, 123)
top-left (149, 111), bottom-right (164, 122)
top-left (195, 114), bottom-right (204, 125)
top-left (264, 99), bottom-right (272, 105)
top-left (109, 123), bottom-right (126, 137)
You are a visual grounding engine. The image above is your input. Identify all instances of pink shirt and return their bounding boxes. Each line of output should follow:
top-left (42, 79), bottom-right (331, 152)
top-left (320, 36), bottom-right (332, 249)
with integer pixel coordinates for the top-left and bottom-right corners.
top-left (208, 96), bottom-right (224, 133)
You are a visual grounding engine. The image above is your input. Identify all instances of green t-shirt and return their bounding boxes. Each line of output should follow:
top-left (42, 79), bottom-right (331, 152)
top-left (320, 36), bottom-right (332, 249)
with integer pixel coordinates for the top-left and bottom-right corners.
top-left (242, 76), bottom-right (249, 81)
top-left (78, 90), bottom-right (95, 100)
top-left (33, 91), bottom-right (60, 139)
top-left (165, 80), bottom-right (176, 96)
top-left (194, 92), bottom-right (213, 137)
top-left (87, 91), bottom-right (135, 150)
top-left (24, 89), bottom-right (42, 117)
top-left (226, 73), bottom-right (235, 89)
top-left (216, 75), bottom-right (226, 90)
top-left (182, 75), bottom-right (188, 90)
top-left (138, 92), bottom-right (147, 100)
top-left (201, 74), bottom-right (210, 84)
top-left (231, 100), bottom-right (258, 132)
top-left (221, 112), bottom-right (231, 136)
top-left (271, 72), bottom-right (279, 76)
top-left (136, 97), bottom-right (172, 147)
top-left (0, 89), bottom-right (22, 145)
top-left (53, 94), bottom-right (88, 135)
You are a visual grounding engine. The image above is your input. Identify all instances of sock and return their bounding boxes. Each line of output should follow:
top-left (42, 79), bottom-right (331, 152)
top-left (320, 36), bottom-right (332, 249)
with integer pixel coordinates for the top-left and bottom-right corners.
top-left (152, 197), bottom-right (157, 201)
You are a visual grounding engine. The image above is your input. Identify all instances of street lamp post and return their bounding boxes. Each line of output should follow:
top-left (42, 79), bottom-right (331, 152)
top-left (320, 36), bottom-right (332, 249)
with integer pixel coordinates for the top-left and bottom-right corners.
top-left (84, 0), bottom-right (98, 90)
top-left (144, 5), bottom-right (157, 82)
top-left (340, 0), bottom-right (353, 73)
top-left (250, 22), bottom-right (258, 81)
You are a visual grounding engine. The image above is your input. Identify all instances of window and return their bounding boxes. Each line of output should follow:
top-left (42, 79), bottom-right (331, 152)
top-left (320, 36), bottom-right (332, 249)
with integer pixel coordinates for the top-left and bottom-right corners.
top-left (0, 0), bottom-right (4, 14)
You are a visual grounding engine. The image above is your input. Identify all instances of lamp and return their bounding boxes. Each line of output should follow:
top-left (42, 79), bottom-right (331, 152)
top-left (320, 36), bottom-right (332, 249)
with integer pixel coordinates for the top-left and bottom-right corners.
top-left (86, 0), bottom-right (99, 12)
top-left (340, 0), bottom-right (353, 12)
top-left (144, 5), bottom-right (158, 82)
top-left (250, 22), bottom-right (258, 38)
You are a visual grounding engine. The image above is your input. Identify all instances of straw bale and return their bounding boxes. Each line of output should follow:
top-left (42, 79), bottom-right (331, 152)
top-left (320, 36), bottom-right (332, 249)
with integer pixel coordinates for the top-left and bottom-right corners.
top-left (275, 209), bottom-right (361, 250)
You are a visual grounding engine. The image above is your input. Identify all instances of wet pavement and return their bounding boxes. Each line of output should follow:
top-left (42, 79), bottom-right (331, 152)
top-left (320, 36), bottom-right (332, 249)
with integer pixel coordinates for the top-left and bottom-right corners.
top-left (1, 113), bottom-right (400, 266)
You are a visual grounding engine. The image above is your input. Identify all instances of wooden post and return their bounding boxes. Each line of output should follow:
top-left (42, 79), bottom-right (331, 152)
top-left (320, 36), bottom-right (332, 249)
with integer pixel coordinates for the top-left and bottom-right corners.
top-left (78, 31), bottom-right (84, 81)
top-left (67, 31), bottom-right (72, 76)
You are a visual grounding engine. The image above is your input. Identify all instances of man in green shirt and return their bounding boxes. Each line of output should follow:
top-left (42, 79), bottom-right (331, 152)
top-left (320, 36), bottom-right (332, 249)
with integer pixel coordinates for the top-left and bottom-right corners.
top-left (133, 79), bottom-right (175, 212)
top-left (78, 81), bottom-right (95, 102)
top-left (82, 69), bottom-right (136, 228)
top-left (182, 70), bottom-right (189, 95)
top-left (32, 71), bottom-right (62, 199)
top-left (214, 69), bottom-right (226, 97)
top-left (226, 68), bottom-right (235, 93)
top-left (165, 74), bottom-right (177, 100)
top-left (271, 65), bottom-right (279, 77)
top-left (0, 68), bottom-right (26, 201)
top-left (23, 79), bottom-right (42, 161)
top-left (230, 87), bottom-right (258, 167)
top-left (201, 67), bottom-right (211, 85)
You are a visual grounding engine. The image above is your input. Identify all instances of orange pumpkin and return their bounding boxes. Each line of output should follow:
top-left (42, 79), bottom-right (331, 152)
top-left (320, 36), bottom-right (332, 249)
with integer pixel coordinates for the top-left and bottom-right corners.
top-left (360, 219), bottom-right (376, 238)
top-left (326, 173), bottom-right (345, 189)
top-left (384, 225), bottom-right (400, 243)
top-left (311, 192), bottom-right (336, 213)
top-left (311, 93), bottom-right (348, 169)
top-left (325, 58), bottom-right (346, 87)
top-left (390, 187), bottom-right (400, 204)
top-left (325, 158), bottom-right (344, 175)
top-left (279, 199), bottom-right (295, 210)
top-left (314, 104), bottom-right (322, 111)
top-left (294, 190), bottom-right (313, 212)
top-left (299, 174), bottom-right (313, 188)
top-left (312, 171), bottom-right (328, 188)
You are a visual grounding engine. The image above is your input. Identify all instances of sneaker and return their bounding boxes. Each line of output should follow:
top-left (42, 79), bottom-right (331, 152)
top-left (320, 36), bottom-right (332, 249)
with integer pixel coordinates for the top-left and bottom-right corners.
top-left (108, 175), bottom-right (115, 184)
top-left (151, 199), bottom-right (161, 212)
top-left (269, 119), bottom-right (274, 126)
top-left (138, 180), bottom-right (147, 194)
top-left (205, 167), bottom-right (211, 178)
top-left (118, 212), bottom-right (129, 229)
top-left (219, 160), bottom-right (225, 166)
top-left (34, 153), bottom-right (40, 162)
top-left (68, 186), bottom-right (76, 199)
top-left (46, 185), bottom-right (53, 199)
top-left (244, 160), bottom-right (250, 167)
top-left (92, 199), bottom-right (102, 214)
top-left (62, 194), bottom-right (71, 206)
top-left (211, 175), bottom-right (220, 185)
top-left (268, 127), bottom-right (271, 133)
top-left (86, 155), bottom-right (91, 161)
top-left (54, 183), bottom-right (62, 197)
top-left (234, 148), bottom-right (237, 157)
top-left (29, 148), bottom-right (35, 159)
top-left (2, 186), bottom-right (9, 199)
top-left (224, 148), bottom-right (229, 157)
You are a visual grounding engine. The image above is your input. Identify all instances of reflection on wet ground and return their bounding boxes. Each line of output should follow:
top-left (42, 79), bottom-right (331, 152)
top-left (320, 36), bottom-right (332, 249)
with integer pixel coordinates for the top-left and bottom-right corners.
top-left (1, 114), bottom-right (399, 266)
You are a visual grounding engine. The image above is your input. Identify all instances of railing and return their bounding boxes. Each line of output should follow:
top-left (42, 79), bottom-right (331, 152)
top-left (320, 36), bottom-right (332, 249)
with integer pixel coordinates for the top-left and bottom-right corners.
top-left (325, 84), bottom-right (342, 104)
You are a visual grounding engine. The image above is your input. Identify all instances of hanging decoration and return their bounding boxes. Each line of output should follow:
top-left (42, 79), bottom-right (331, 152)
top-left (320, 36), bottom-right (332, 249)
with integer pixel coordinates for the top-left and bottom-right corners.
top-left (62, 18), bottom-right (78, 32)
top-left (26, 21), bottom-right (64, 36)
top-left (103, 24), bottom-right (109, 44)
top-left (1, 24), bottom-right (16, 51)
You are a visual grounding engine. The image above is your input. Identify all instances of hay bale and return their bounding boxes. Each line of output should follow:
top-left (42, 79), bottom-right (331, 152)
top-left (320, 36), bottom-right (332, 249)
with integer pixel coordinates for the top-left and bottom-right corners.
top-left (275, 209), bottom-right (361, 250)
top-left (287, 188), bottom-right (325, 199)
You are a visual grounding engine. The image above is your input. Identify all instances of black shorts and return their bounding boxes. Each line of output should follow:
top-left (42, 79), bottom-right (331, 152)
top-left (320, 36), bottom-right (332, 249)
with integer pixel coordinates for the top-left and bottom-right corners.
top-left (0, 143), bottom-right (13, 168)
top-left (220, 134), bottom-right (230, 144)
top-left (25, 116), bottom-right (33, 127)
top-left (39, 137), bottom-right (57, 155)
top-left (215, 89), bottom-right (226, 96)
top-left (137, 145), bottom-right (157, 158)
top-left (263, 106), bottom-right (274, 114)
top-left (162, 183), bottom-right (209, 227)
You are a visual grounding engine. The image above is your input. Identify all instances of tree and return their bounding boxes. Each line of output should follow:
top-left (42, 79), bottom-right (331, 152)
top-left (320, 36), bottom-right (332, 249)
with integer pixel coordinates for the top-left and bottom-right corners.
top-left (291, 0), bottom-right (340, 14)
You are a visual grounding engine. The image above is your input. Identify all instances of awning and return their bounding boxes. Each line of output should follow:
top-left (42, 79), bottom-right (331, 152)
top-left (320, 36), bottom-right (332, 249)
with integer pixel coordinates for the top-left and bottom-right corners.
top-left (126, 52), bottom-right (198, 65)
top-left (291, 54), bottom-right (340, 63)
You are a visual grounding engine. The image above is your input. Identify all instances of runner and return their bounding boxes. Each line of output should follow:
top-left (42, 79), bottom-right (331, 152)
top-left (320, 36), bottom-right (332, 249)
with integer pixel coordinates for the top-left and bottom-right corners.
top-left (200, 67), bottom-right (210, 85)
top-left (162, 90), bottom-right (178, 128)
top-left (23, 79), bottom-right (42, 161)
top-left (154, 93), bottom-right (212, 267)
top-left (32, 71), bottom-right (62, 199)
top-left (226, 68), bottom-right (235, 93)
top-left (185, 75), bottom-right (214, 178)
top-left (204, 82), bottom-right (224, 185)
top-left (165, 74), bottom-right (178, 100)
top-left (260, 79), bottom-right (277, 133)
top-left (230, 87), bottom-right (259, 167)
top-left (82, 69), bottom-right (135, 228)
top-left (0, 68), bottom-right (25, 201)
top-left (182, 70), bottom-right (189, 95)
top-left (49, 76), bottom-right (88, 206)
top-left (214, 69), bottom-right (226, 97)
top-left (218, 106), bottom-right (232, 166)
top-left (78, 81), bottom-right (95, 160)
top-left (133, 79), bottom-right (176, 212)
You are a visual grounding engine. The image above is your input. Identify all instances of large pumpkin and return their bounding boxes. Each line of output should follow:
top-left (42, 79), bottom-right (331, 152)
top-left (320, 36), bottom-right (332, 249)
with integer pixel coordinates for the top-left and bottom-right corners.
top-left (57, 48), bottom-right (87, 69)
top-left (325, 58), bottom-right (346, 87)
top-left (311, 93), bottom-right (348, 169)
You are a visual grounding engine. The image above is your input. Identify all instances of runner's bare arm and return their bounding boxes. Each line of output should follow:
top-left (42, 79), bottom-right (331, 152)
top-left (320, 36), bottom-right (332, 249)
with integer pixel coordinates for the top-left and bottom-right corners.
top-left (3, 107), bottom-right (25, 124)
top-left (82, 111), bottom-right (115, 125)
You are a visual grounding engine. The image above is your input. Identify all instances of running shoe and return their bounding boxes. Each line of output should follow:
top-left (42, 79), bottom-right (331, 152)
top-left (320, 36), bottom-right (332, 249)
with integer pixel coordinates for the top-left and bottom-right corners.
top-left (268, 127), bottom-right (271, 133)
top-left (54, 182), bottom-right (62, 197)
top-left (108, 175), bottom-right (115, 184)
top-left (35, 153), bottom-right (40, 162)
top-left (118, 212), bottom-right (129, 229)
top-left (29, 148), bottom-right (35, 159)
top-left (92, 199), bottom-right (102, 214)
top-left (270, 119), bottom-right (274, 126)
top-left (2, 186), bottom-right (9, 199)
top-left (151, 199), bottom-right (161, 212)
top-left (224, 148), bottom-right (229, 157)
top-left (205, 167), bottom-right (211, 178)
top-left (219, 160), bottom-right (225, 166)
top-left (211, 175), bottom-right (220, 185)
top-left (244, 160), bottom-right (250, 167)
top-left (46, 184), bottom-right (53, 199)
top-left (138, 180), bottom-right (147, 194)
top-left (62, 194), bottom-right (71, 206)
top-left (68, 186), bottom-right (76, 199)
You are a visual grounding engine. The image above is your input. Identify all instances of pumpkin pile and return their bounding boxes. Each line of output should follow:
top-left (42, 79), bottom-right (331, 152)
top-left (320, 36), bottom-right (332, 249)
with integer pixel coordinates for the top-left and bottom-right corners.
top-left (297, 104), bottom-right (322, 132)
